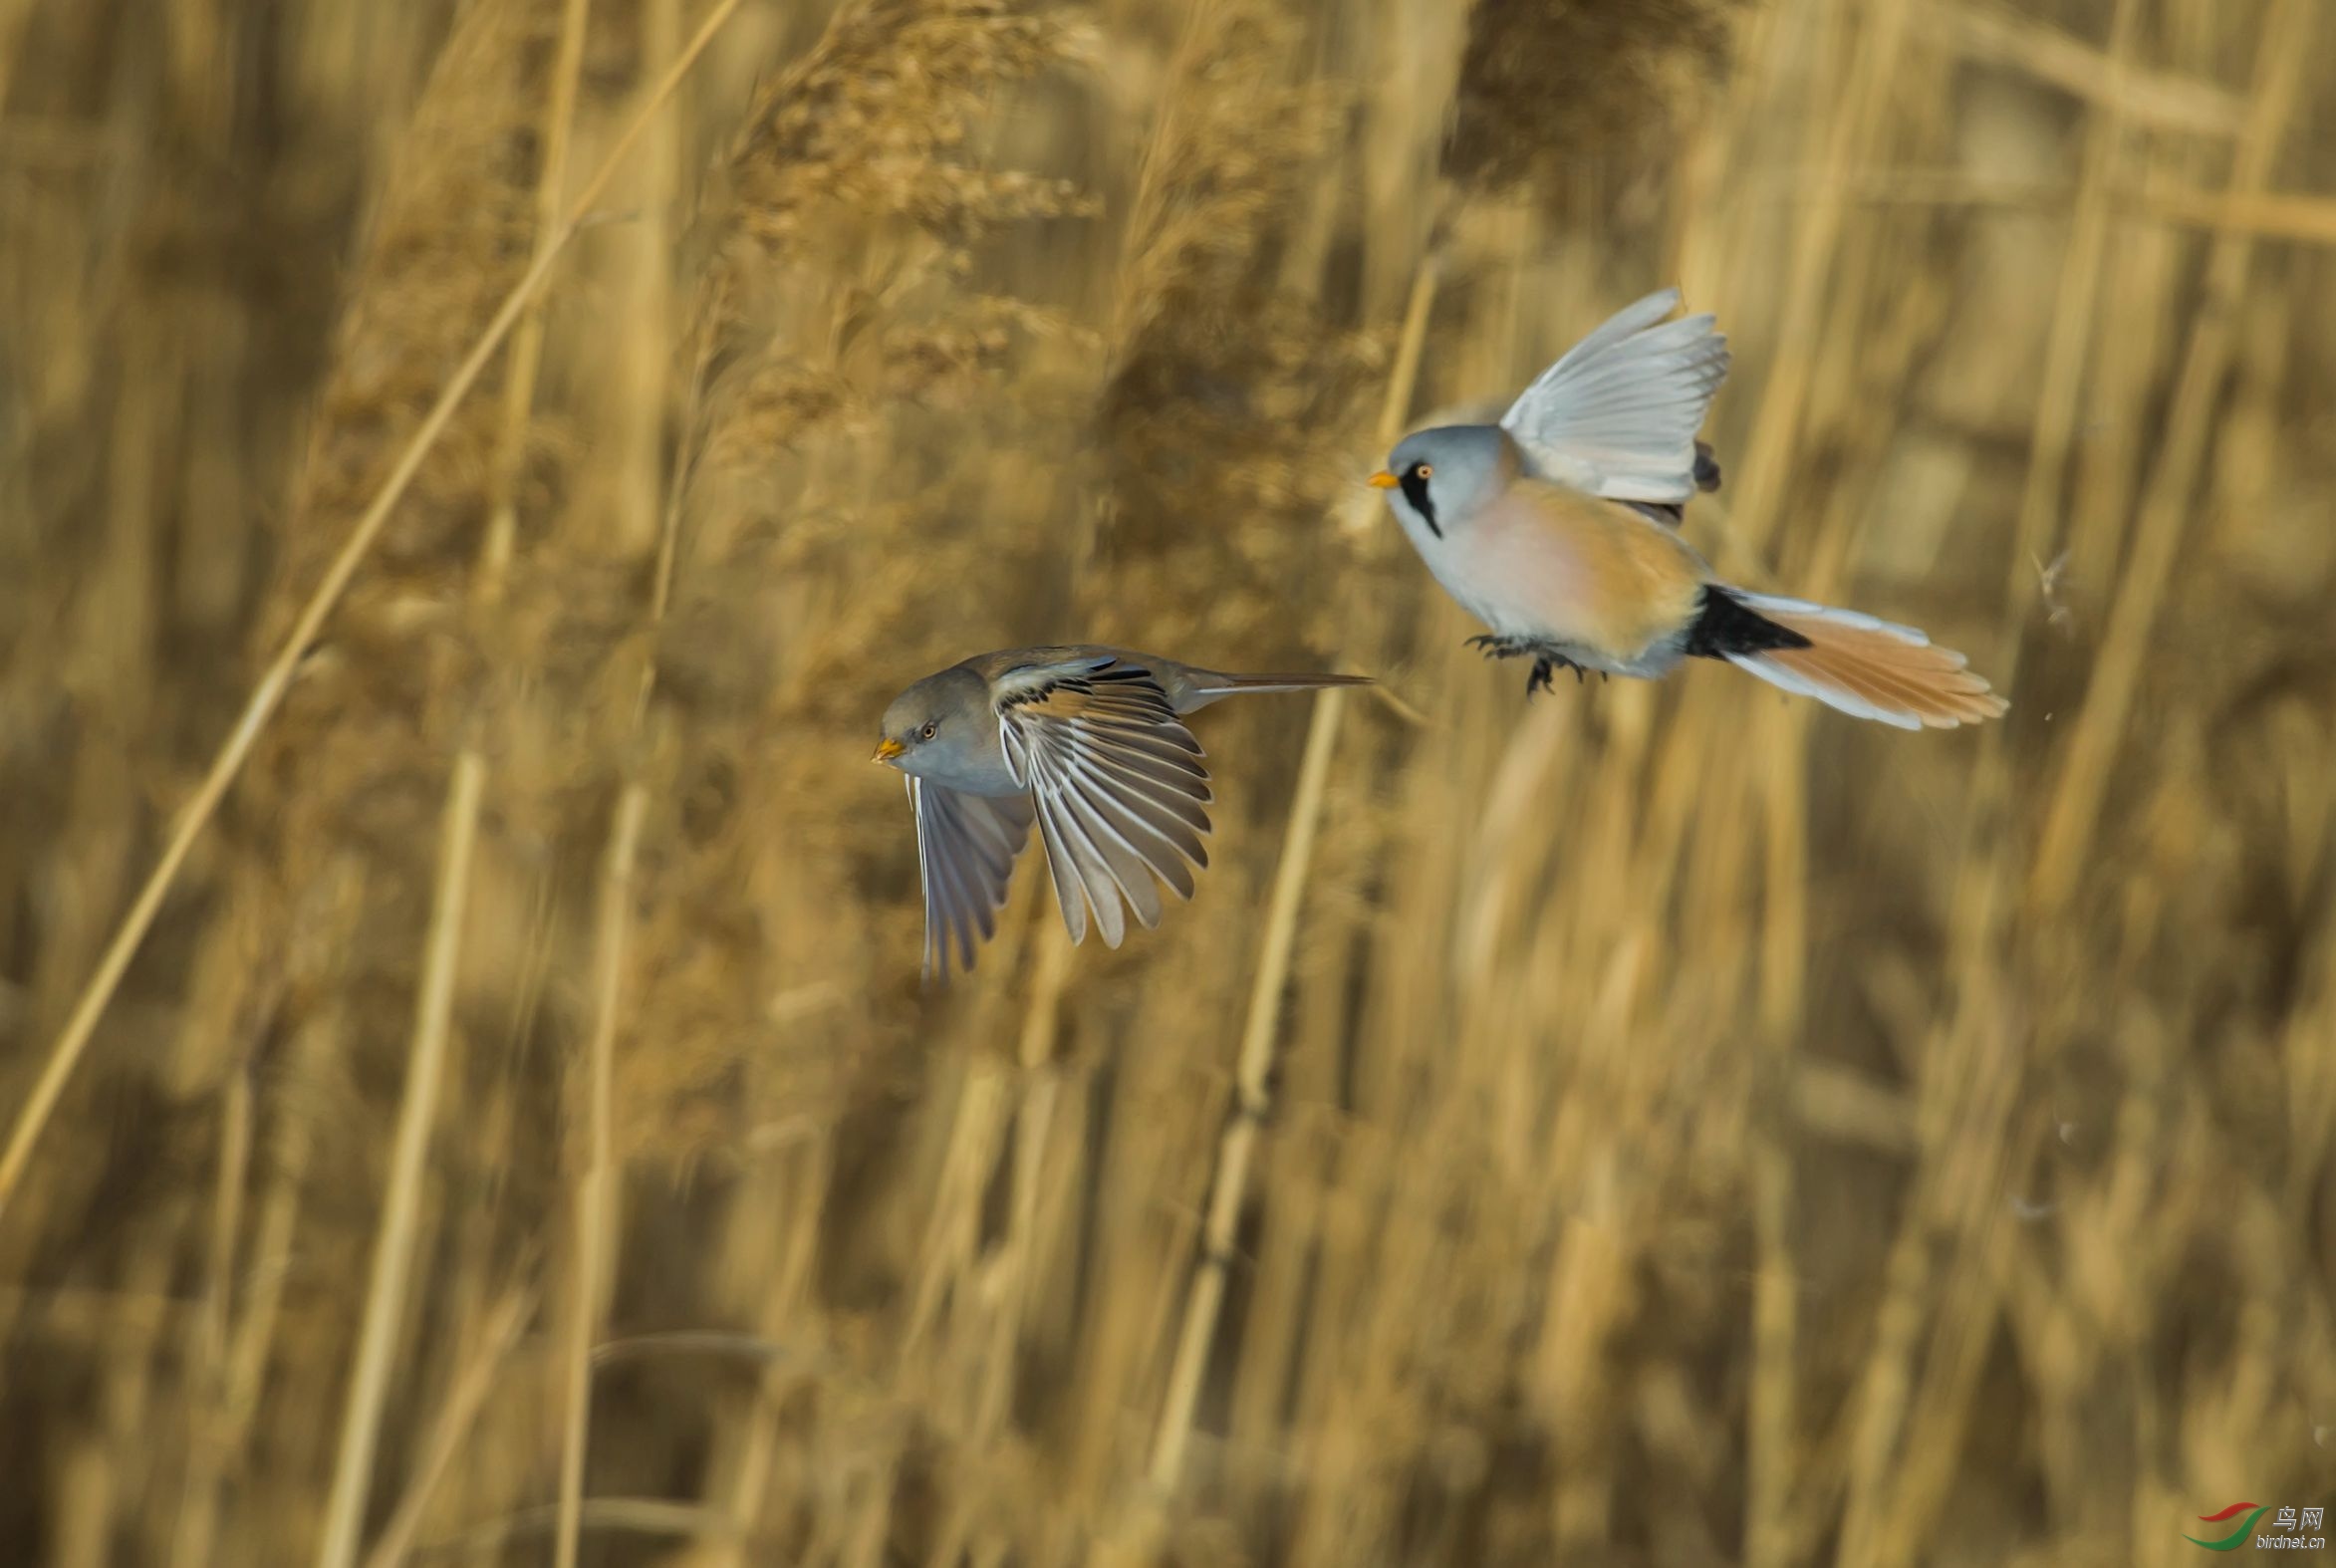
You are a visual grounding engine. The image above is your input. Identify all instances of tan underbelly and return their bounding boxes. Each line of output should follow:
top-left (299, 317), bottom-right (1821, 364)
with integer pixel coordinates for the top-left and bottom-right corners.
top-left (1450, 488), bottom-right (1706, 661)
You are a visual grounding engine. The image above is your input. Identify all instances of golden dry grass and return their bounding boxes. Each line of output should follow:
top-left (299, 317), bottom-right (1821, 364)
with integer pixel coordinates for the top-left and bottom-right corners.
top-left (5, 0), bottom-right (2336, 1563)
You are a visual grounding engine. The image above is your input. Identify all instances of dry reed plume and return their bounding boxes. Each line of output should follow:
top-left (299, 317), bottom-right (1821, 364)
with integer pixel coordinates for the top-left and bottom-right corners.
top-left (5, 0), bottom-right (2336, 1563)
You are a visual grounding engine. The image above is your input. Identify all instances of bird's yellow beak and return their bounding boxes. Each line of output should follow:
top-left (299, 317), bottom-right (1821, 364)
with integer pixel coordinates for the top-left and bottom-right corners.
top-left (1367, 470), bottom-right (1400, 489)
top-left (872, 737), bottom-right (906, 763)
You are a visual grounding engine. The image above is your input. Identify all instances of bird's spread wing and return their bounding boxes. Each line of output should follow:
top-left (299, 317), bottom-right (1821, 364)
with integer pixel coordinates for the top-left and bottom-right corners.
top-left (991, 658), bottom-right (1212, 948)
top-left (1498, 288), bottom-right (1730, 505)
top-left (909, 777), bottom-right (1034, 983)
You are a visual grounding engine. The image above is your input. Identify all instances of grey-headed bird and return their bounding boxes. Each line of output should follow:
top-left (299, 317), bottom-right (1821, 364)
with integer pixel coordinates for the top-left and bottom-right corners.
top-left (1370, 289), bottom-right (2006, 728)
top-left (873, 648), bottom-right (1369, 980)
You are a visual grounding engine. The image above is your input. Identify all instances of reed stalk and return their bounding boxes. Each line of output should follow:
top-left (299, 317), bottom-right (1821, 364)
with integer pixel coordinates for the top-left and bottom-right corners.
top-left (314, 752), bottom-right (483, 1568)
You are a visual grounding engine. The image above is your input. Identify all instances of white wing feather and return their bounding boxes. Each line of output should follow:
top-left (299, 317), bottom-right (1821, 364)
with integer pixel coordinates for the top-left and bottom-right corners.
top-left (1498, 287), bottom-right (1730, 504)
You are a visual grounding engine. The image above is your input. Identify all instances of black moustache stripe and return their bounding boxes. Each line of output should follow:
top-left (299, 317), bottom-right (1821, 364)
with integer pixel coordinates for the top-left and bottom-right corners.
top-left (1399, 470), bottom-right (1439, 537)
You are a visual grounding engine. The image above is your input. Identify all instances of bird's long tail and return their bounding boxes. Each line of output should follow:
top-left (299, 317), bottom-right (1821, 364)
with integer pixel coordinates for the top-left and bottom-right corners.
top-left (1183, 670), bottom-right (1374, 708)
top-left (1694, 588), bottom-right (2006, 729)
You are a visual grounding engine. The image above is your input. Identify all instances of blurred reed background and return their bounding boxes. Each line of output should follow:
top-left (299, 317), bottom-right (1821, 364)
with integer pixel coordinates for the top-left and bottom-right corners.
top-left (5, 0), bottom-right (2336, 1562)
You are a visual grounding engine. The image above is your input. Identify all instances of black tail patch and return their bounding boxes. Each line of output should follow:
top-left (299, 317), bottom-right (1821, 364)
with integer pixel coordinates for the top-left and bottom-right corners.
top-left (1685, 587), bottom-right (1811, 660)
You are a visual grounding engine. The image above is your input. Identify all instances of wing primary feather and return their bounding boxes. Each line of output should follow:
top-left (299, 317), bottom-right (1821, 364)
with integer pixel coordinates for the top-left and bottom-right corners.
top-left (1042, 788), bottom-right (1132, 946)
top-left (1058, 755), bottom-right (1201, 900)
top-left (1032, 802), bottom-right (1094, 945)
top-left (1052, 783), bottom-right (1167, 929)
top-left (998, 659), bottom-right (1216, 950)
top-left (909, 779), bottom-right (1033, 981)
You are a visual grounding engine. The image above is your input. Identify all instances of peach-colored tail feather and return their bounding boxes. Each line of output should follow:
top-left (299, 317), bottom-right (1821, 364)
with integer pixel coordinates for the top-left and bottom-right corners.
top-left (1721, 592), bottom-right (2007, 730)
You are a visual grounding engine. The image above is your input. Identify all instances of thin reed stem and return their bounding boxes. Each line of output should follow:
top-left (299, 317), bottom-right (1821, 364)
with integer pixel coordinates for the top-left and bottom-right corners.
top-left (1720, 0), bottom-right (1910, 555)
top-left (551, 0), bottom-right (690, 1533)
top-left (1145, 683), bottom-right (1347, 1494)
top-left (428, 1498), bottom-right (741, 1558)
top-left (315, 751), bottom-right (484, 1568)
top-left (1925, 0), bottom-right (2240, 135)
top-left (2002, 0), bottom-right (2139, 671)
top-left (414, 0), bottom-right (597, 1561)
top-left (167, 1059), bottom-right (253, 1567)
top-left (0, 0), bottom-right (753, 1231)
top-left (554, 783), bottom-right (646, 1568)
top-left (362, 1280), bottom-right (536, 1568)
top-left (2144, 184), bottom-right (2336, 246)
top-left (218, 991), bottom-right (350, 1454)
top-left (1121, 243), bottom-right (1441, 1543)
top-left (481, 0), bottom-right (594, 598)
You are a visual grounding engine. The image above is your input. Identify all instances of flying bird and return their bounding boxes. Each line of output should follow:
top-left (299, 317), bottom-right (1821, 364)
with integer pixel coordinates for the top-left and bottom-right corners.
top-left (873, 648), bottom-right (1369, 981)
top-left (1369, 288), bottom-right (2006, 728)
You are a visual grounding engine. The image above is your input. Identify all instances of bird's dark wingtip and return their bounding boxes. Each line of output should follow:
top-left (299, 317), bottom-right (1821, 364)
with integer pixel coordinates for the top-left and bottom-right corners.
top-left (1693, 439), bottom-right (1722, 493)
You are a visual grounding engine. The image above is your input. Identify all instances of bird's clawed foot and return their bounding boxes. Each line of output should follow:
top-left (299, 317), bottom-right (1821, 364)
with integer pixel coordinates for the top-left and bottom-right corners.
top-left (1468, 636), bottom-right (1586, 700)
top-left (1524, 657), bottom-right (1589, 698)
top-left (1466, 634), bottom-right (1527, 660)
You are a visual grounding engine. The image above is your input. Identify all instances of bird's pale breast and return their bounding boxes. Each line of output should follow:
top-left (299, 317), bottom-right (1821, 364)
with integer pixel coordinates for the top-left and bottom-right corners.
top-left (1447, 484), bottom-right (1708, 662)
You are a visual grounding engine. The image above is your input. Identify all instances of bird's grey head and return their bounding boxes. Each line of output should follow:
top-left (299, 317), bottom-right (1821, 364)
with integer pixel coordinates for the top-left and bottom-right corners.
top-left (1369, 424), bottom-right (1512, 541)
top-left (873, 666), bottom-right (986, 774)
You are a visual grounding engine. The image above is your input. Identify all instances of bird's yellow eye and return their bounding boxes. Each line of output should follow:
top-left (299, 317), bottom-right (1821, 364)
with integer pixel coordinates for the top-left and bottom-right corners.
top-left (1414, 463), bottom-right (1433, 479)
top-left (919, 721), bottom-right (937, 740)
